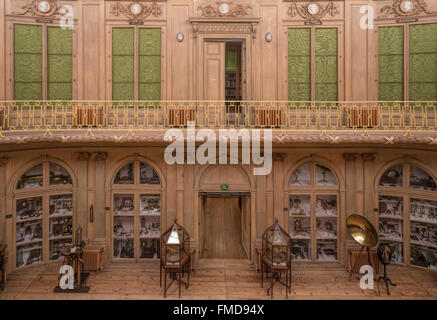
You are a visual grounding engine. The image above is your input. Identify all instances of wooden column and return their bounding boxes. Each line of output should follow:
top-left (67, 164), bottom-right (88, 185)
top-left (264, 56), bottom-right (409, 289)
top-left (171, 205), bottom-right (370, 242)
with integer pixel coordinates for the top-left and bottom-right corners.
top-left (166, 164), bottom-right (177, 228)
top-left (273, 153), bottom-right (284, 226)
top-left (0, 158), bottom-right (7, 243)
top-left (266, 163), bottom-right (274, 225)
top-left (0, 0), bottom-right (5, 99)
top-left (93, 152), bottom-right (107, 246)
top-left (343, 153), bottom-right (358, 256)
top-left (176, 164), bottom-right (184, 224)
top-left (355, 153), bottom-right (364, 217)
top-left (362, 153), bottom-right (376, 225)
top-left (250, 190), bottom-right (256, 262)
top-left (76, 152), bottom-right (90, 238)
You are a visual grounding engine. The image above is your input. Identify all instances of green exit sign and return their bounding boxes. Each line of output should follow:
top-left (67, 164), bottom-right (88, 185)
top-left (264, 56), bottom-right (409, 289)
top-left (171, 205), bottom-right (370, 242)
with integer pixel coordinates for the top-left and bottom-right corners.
top-left (221, 184), bottom-right (228, 191)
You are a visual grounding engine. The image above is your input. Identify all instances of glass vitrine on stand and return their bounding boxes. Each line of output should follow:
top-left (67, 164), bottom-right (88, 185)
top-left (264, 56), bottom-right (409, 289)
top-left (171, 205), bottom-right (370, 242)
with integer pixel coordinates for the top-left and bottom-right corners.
top-left (160, 219), bottom-right (191, 298)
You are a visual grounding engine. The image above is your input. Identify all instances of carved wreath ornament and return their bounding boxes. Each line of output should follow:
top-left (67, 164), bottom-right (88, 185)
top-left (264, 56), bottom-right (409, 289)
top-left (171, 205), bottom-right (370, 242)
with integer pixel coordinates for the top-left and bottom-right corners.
top-left (16, 0), bottom-right (70, 18)
top-left (111, 2), bottom-right (162, 23)
top-left (197, 2), bottom-right (252, 17)
top-left (379, 0), bottom-right (433, 18)
top-left (287, 1), bottom-right (340, 23)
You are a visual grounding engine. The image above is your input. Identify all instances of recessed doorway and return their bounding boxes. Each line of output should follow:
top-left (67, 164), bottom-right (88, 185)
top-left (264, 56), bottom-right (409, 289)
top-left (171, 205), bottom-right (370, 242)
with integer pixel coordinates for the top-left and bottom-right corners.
top-left (201, 194), bottom-right (250, 259)
top-left (203, 39), bottom-right (246, 101)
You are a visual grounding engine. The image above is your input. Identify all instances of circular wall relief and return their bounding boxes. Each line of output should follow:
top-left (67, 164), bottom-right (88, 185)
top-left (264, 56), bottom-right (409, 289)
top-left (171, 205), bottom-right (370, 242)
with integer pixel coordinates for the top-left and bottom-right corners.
top-left (400, 0), bottom-right (414, 13)
top-left (265, 32), bottom-right (272, 43)
top-left (129, 2), bottom-right (142, 16)
top-left (219, 3), bottom-right (230, 15)
top-left (307, 3), bottom-right (321, 15)
top-left (37, 0), bottom-right (51, 13)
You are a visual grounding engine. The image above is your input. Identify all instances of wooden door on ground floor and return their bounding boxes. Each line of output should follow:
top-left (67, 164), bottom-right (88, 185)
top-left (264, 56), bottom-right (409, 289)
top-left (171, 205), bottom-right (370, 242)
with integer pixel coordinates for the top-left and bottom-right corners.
top-left (201, 197), bottom-right (248, 259)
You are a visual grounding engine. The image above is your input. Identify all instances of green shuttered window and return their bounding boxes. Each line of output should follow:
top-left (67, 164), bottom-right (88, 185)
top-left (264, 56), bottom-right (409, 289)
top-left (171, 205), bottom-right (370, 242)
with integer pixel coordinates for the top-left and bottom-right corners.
top-left (378, 26), bottom-right (404, 101)
top-left (112, 28), bottom-right (135, 100)
top-left (315, 28), bottom-right (338, 101)
top-left (14, 24), bottom-right (43, 100)
top-left (288, 28), bottom-right (311, 101)
top-left (14, 24), bottom-right (73, 100)
top-left (47, 27), bottom-right (73, 100)
top-left (288, 28), bottom-right (338, 101)
top-left (378, 23), bottom-right (437, 101)
top-left (409, 24), bottom-right (437, 101)
top-left (139, 29), bottom-right (161, 101)
top-left (112, 28), bottom-right (161, 101)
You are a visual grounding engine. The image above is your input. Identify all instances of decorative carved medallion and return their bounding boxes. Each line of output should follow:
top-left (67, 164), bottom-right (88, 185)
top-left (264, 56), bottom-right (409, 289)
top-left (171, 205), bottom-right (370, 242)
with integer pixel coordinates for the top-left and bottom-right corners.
top-left (197, 2), bottom-right (252, 17)
top-left (16, 0), bottom-right (70, 18)
top-left (111, 2), bottom-right (162, 23)
top-left (379, 0), bottom-right (433, 18)
top-left (287, 1), bottom-right (340, 23)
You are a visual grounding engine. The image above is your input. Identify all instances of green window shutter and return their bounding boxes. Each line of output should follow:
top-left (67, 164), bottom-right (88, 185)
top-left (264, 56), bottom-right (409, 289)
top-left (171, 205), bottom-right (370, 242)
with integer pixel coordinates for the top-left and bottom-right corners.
top-left (378, 26), bottom-right (404, 101)
top-left (138, 28), bottom-right (161, 101)
top-left (409, 23), bottom-right (437, 101)
top-left (112, 28), bottom-right (135, 100)
top-left (47, 27), bottom-right (72, 100)
top-left (288, 28), bottom-right (311, 101)
top-left (315, 28), bottom-right (338, 101)
top-left (14, 24), bottom-right (43, 100)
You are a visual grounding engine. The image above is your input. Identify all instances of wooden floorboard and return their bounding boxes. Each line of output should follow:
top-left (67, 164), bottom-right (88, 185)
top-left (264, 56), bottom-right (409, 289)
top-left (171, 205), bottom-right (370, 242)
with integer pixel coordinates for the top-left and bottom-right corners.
top-left (0, 259), bottom-right (436, 300)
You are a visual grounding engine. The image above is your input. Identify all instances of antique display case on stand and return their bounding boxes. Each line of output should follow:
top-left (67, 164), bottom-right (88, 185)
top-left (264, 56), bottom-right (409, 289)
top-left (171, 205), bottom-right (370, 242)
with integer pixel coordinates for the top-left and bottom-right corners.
top-left (261, 218), bottom-right (292, 298)
top-left (160, 219), bottom-right (191, 298)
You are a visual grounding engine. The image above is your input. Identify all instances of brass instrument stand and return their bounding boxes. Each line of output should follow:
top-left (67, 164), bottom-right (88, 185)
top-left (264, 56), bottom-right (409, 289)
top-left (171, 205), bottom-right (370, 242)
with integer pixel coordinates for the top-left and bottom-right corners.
top-left (377, 259), bottom-right (396, 295)
top-left (54, 248), bottom-right (90, 293)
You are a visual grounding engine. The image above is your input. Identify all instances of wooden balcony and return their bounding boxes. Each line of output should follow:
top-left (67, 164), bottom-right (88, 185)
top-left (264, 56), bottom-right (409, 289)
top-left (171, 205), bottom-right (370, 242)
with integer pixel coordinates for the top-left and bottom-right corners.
top-left (0, 101), bottom-right (436, 136)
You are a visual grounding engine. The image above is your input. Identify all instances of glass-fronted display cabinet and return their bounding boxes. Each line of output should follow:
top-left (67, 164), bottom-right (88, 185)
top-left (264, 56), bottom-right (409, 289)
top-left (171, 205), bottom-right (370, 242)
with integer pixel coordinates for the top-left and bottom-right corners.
top-left (378, 163), bottom-right (437, 270)
top-left (288, 162), bottom-right (339, 261)
top-left (14, 162), bottom-right (74, 268)
top-left (112, 161), bottom-right (161, 260)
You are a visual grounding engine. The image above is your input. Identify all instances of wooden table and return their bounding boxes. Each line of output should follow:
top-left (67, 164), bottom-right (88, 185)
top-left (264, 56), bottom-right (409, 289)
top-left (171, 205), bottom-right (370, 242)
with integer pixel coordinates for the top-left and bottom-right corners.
top-left (348, 248), bottom-right (379, 274)
top-left (82, 247), bottom-right (104, 272)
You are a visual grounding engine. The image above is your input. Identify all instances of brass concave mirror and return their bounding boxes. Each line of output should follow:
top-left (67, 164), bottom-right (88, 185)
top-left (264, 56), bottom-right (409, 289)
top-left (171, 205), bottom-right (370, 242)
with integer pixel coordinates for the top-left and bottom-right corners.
top-left (346, 214), bottom-right (378, 248)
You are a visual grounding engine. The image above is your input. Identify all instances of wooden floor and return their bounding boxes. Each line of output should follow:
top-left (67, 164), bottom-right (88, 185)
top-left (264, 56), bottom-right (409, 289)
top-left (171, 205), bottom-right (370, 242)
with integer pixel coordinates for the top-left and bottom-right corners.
top-left (1, 259), bottom-right (436, 300)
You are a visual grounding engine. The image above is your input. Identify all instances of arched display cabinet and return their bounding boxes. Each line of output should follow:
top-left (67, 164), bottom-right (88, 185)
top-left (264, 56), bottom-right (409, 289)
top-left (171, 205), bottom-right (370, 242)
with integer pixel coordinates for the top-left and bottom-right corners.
top-left (287, 161), bottom-right (340, 262)
top-left (111, 159), bottom-right (162, 260)
top-left (13, 160), bottom-right (75, 268)
top-left (377, 162), bottom-right (437, 270)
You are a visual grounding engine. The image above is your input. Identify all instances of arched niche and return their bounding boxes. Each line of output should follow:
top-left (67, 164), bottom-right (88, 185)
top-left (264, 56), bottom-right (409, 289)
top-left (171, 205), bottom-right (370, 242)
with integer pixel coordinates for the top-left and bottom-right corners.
top-left (375, 159), bottom-right (437, 270)
top-left (107, 156), bottom-right (165, 261)
top-left (9, 157), bottom-right (77, 270)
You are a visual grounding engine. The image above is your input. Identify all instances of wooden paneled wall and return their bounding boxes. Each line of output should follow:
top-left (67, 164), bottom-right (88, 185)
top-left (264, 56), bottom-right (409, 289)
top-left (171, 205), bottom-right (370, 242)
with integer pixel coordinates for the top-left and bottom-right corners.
top-left (1, 144), bottom-right (437, 271)
top-left (0, 1), bottom-right (435, 101)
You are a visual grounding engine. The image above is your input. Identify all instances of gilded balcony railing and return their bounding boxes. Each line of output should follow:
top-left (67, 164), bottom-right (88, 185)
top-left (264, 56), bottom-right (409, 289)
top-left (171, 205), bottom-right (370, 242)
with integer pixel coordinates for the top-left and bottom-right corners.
top-left (0, 100), bottom-right (436, 133)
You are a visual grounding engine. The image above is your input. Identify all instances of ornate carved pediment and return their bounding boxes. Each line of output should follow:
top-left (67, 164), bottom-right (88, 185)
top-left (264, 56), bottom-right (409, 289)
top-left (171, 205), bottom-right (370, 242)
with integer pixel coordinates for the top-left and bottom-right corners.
top-left (190, 18), bottom-right (260, 39)
top-left (197, 2), bottom-right (252, 17)
top-left (378, 0), bottom-right (434, 18)
top-left (14, 0), bottom-right (71, 18)
top-left (111, 1), bottom-right (163, 24)
top-left (287, 1), bottom-right (340, 24)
